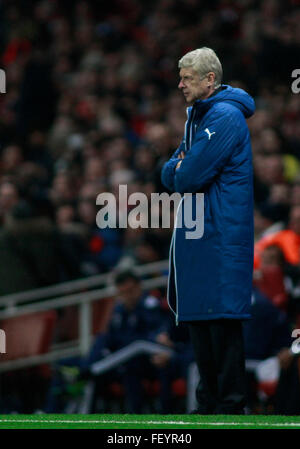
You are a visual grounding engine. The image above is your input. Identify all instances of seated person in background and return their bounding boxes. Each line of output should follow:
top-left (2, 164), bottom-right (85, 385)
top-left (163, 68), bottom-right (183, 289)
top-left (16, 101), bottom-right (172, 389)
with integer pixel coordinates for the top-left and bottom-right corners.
top-left (45, 270), bottom-right (166, 413)
top-left (254, 205), bottom-right (300, 269)
top-left (83, 269), bottom-right (167, 413)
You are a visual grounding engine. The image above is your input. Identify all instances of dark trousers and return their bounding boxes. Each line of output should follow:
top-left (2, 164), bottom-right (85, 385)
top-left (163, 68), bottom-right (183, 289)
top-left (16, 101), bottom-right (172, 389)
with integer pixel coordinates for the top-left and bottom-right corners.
top-left (188, 319), bottom-right (246, 414)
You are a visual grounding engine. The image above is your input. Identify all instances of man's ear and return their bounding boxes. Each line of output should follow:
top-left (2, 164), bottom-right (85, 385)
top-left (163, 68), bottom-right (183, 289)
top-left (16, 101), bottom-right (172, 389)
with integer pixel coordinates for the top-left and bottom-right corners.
top-left (207, 72), bottom-right (215, 87)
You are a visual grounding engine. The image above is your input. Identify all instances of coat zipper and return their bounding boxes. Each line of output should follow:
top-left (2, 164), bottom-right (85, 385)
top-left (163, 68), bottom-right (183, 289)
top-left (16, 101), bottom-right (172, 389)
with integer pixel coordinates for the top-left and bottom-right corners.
top-left (169, 197), bottom-right (184, 325)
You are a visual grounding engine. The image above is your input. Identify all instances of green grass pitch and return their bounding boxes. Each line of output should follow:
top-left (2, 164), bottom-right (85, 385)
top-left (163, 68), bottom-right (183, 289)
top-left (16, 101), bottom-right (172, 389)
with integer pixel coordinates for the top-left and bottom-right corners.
top-left (0, 414), bottom-right (299, 429)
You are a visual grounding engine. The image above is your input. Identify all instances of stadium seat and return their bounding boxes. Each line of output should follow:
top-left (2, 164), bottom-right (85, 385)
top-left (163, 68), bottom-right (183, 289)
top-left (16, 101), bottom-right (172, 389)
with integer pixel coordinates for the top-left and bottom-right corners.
top-left (0, 310), bottom-right (57, 361)
top-left (53, 298), bottom-right (115, 343)
top-left (0, 310), bottom-right (57, 412)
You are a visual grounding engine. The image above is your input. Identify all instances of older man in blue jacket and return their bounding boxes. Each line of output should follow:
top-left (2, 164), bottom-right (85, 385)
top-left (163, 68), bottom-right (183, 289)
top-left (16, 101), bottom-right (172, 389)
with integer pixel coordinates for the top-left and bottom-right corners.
top-left (161, 47), bottom-right (255, 414)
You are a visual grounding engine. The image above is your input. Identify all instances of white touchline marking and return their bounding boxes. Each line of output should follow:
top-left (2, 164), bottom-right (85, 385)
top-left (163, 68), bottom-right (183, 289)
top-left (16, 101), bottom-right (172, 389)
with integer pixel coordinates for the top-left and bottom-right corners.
top-left (0, 419), bottom-right (299, 427)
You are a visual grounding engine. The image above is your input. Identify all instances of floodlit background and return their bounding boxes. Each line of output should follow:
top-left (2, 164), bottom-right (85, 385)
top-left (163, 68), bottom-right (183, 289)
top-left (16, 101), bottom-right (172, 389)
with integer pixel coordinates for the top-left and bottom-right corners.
top-left (0, 0), bottom-right (299, 415)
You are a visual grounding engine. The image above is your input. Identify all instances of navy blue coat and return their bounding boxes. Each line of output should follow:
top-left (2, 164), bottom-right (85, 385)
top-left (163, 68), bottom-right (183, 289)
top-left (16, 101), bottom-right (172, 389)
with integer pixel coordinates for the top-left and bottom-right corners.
top-left (161, 85), bottom-right (255, 323)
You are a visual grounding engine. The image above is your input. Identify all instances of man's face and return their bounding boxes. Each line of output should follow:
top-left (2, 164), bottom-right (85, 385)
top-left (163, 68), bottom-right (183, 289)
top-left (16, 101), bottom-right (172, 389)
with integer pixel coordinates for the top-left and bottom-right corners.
top-left (178, 67), bottom-right (211, 103)
top-left (0, 183), bottom-right (19, 212)
top-left (117, 279), bottom-right (142, 309)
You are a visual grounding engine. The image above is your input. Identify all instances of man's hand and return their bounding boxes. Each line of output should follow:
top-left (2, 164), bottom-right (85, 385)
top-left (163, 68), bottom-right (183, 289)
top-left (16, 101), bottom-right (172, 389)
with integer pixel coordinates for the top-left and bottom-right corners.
top-left (151, 353), bottom-right (172, 368)
top-left (156, 332), bottom-right (174, 348)
top-left (151, 333), bottom-right (174, 367)
top-left (175, 151), bottom-right (185, 170)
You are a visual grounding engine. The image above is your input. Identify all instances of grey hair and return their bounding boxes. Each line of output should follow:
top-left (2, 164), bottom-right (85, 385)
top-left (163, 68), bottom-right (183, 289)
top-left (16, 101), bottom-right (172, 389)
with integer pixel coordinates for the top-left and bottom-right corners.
top-left (178, 47), bottom-right (223, 89)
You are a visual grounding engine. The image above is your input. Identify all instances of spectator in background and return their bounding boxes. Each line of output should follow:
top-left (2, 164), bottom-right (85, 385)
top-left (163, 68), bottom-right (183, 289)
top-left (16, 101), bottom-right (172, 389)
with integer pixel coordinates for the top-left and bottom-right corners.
top-left (0, 181), bottom-right (20, 223)
top-left (85, 270), bottom-right (165, 413)
top-left (0, 199), bottom-right (61, 295)
top-left (254, 204), bottom-right (285, 242)
top-left (45, 270), bottom-right (166, 413)
top-left (254, 205), bottom-right (300, 324)
top-left (54, 202), bottom-right (88, 281)
top-left (77, 196), bottom-right (123, 275)
top-left (254, 205), bottom-right (300, 269)
top-left (0, 144), bottom-right (23, 176)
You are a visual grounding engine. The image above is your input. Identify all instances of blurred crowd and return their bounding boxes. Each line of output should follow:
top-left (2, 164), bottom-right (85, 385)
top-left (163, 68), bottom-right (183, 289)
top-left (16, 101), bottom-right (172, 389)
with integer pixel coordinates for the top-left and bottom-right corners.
top-left (0, 0), bottom-right (300, 414)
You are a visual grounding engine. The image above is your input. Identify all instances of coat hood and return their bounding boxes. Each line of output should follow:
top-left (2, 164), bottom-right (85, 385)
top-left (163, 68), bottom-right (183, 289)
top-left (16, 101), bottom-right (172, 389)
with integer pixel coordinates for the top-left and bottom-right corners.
top-left (196, 85), bottom-right (255, 119)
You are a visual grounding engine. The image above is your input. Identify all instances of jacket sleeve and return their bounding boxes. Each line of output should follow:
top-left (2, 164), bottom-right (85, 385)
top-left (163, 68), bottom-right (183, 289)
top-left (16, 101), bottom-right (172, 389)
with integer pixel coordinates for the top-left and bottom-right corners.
top-left (174, 107), bottom-right (241, 193)
top-left (161, 140), bottom-right (186, 192)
